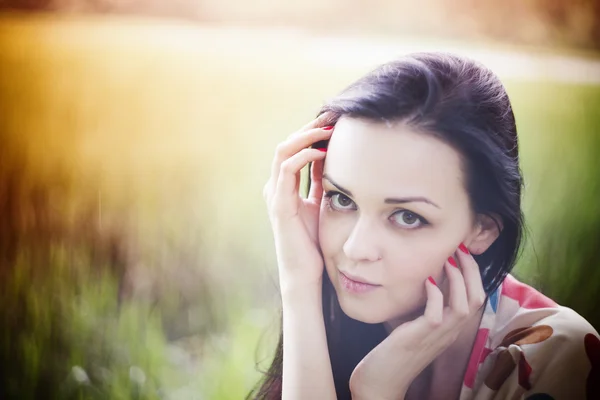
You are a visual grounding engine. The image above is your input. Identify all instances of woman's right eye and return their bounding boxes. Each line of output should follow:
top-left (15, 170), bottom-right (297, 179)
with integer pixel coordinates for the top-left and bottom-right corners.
top-left (326, 191), bottom-right (356, 211)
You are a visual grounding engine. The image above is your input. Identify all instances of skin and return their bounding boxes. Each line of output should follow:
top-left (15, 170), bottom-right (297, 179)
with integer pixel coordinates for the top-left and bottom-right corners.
top-left (318, 116), bottom-right (501, 399)
top-left (264, 114), bottom-right (337, 399)
top-left (263, 114), bottom-right (502, 399)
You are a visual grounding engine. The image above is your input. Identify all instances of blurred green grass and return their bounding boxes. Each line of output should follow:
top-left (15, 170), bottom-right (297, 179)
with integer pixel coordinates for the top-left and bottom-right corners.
top-left (0, 12), bottom-right (599, 399)
top-left (509, 82), bottom-right (600, 315)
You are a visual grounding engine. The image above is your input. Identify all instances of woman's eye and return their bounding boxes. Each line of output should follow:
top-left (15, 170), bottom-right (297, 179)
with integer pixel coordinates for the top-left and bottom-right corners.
top-left (330, 193), bottom-right (356, 210)
top-left (390, 210), bottom-right (425, 228)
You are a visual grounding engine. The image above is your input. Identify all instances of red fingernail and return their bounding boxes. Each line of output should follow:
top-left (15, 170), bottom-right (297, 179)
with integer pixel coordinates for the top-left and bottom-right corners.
top-left (459, 243), bottom-right (469, 254)
top-left (322, 126), bottom-right (334, 130)
top-left (316, 148), bottom-right (327, 152)
top-left (448, 256), bottom-right (457, 267)
top-left (428, 276), bottom-right (437, 286)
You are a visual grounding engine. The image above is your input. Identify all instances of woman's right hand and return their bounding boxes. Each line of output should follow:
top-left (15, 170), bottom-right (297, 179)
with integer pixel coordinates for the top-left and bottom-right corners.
top-left (263, 113), bottom-right (335, 295)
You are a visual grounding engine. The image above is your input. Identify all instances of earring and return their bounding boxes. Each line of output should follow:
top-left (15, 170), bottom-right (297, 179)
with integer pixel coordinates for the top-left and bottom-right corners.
top-left (330, 294), bottom-right (335, 322)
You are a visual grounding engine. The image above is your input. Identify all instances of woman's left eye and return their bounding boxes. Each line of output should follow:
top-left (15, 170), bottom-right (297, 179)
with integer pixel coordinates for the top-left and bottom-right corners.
top-left (390, 210), bottom-right (427, 228)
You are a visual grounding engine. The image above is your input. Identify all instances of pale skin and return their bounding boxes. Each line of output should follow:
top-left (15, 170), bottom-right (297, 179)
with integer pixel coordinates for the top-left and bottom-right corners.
top-left (263, 114), bottom-right (502, 400)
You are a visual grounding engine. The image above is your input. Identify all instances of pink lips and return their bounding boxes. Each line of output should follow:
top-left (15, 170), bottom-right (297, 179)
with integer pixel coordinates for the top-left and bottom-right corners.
top-left (338, 271), bottom-right (381, 294)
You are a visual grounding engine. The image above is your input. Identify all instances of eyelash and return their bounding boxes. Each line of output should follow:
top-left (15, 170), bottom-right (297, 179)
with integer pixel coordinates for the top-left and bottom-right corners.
top-left (323, 190), bottom-right (430, 229)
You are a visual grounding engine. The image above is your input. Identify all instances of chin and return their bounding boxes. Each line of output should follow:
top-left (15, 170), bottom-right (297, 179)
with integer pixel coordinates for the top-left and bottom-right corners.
top-left (334, 286), bottom-right (425, 326)
top-left (335, 291), bottom-right (390, 324)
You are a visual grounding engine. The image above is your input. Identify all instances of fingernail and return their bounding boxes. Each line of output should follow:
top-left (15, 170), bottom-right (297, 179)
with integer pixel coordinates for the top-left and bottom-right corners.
top-left (322, 126), bottom-right (334, 130)
top-left (316, 148), bottom-right (327, 152)
top-left (448, 256), bottom-right (458, 267)
top-left (428, 276), bottom-right (437, 286)
top-left (459, 243), bottom-right (469, 254)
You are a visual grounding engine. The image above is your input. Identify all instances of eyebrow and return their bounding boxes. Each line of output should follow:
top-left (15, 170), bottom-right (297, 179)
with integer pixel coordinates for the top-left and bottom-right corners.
top-left (322, 174), bottom-right (441, 209)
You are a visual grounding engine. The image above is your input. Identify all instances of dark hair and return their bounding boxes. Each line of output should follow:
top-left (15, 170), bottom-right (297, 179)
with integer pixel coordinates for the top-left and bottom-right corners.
top-left (249, 52), bottom-right (524, 400)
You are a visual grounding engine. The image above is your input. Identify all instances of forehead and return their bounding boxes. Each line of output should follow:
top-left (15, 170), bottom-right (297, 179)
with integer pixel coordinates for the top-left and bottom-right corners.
top-left (323, 117), bottom-right (465, 202)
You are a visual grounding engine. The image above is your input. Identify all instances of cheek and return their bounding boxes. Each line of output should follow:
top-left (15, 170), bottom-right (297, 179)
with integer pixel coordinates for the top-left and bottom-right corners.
top-left (384, 231), bottom-right (461, 282)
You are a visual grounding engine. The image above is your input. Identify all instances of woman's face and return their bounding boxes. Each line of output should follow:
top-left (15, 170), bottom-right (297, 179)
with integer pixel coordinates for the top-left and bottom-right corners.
top-left (319, 117), bottom-right (479, 324)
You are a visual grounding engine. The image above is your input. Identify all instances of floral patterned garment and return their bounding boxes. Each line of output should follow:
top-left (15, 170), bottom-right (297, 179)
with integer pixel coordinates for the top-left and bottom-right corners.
top-left (458, 274), bottom-right (599, 400)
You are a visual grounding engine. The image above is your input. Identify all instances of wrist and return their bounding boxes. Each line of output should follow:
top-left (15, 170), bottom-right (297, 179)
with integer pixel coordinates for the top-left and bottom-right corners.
top-left (280, 279), bottom-right (322, 304)
top-left (351, 386), bottom-right (407, 400)
top-left (351, 392), bottom-right (406, 400)
top-left (281, 283), bottom-right (323, 319)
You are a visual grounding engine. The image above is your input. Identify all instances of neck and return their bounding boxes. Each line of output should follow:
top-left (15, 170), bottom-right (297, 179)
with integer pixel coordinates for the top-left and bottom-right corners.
top-left (384, 306), bottom-right (485, 400)
top-left (427, 306), bottom-right (484, 399)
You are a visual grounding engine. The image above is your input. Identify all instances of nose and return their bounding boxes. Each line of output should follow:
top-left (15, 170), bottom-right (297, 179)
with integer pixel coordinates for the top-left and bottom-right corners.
top-left (342, 216), bottom-right (382, 263)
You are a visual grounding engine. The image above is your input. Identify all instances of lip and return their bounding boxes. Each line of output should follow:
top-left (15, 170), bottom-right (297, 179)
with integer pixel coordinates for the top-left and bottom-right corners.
top-left (339, 270), bottom-right (378, 285)
top-left (338, 270), bottom-right (381, 294)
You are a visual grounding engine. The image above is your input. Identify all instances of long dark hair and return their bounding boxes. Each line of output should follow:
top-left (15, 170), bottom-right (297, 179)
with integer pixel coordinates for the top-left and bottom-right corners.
top-left (249, 52), bottom-right (525, 400)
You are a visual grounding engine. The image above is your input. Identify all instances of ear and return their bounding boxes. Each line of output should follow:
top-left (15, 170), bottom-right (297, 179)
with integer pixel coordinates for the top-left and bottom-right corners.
top-left (467, 213), bottom-right (503, 255)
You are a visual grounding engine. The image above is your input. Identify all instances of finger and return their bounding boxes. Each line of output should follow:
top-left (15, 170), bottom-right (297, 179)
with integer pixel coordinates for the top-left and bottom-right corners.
top-left (270, 127), bottom-right (333, 186)
top-left (296, 150), bottom-right (326, 199)
top-left (455, 244), bottom-right (486, 311)
top-left (307, 157), bottom-right (325, 202)
top-left (293, 160), bottom-right (305, 198)
top-left (286, 112), bottom-right (334, 141)
top-left (444, 256), bottom-right (469, 320)
top-left (263, 180), bottom-right (272, 203)
top-left (423, 277), bottom-right (444, 327)
top-left (382, 278), bottom-right (445, 350)
top-left (275, 148), bottom-right (327, 208)
top-left (298, 111), bottom-right (335, 132)
top-left (389, 277), bottom-right (444, 341)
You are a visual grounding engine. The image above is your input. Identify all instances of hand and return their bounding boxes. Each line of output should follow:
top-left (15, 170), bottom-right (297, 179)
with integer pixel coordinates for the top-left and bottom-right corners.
top-left (263, 113), bottom-right (335, 294)
top-left (349, 245), bottom-right (487, 400)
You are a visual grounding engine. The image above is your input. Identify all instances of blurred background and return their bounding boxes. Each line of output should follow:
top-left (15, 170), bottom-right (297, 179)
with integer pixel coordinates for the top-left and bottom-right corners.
top-left (0, 1), bottom-right (599, 399)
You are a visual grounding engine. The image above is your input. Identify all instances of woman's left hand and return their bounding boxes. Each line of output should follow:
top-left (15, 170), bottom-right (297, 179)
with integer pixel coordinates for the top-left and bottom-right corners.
top-left (349, 244), bottom-right (487, 400)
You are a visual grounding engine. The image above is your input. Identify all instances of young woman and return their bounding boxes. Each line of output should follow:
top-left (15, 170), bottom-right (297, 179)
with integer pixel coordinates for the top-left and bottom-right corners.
top-left (253, 52), bottom-right (599, 400)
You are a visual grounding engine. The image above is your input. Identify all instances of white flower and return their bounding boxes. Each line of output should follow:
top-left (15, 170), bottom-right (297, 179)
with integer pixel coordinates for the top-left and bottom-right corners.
top-left (129, 366), bottom-right (146, 385)
top-left (71, 366), bottom-right (90, 384)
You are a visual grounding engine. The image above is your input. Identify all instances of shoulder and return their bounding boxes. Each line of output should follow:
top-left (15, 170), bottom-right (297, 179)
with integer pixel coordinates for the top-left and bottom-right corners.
top-left (493, 274), bottom-right (596, 338)
top-left (475, 274), bottom-right (599, 399)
